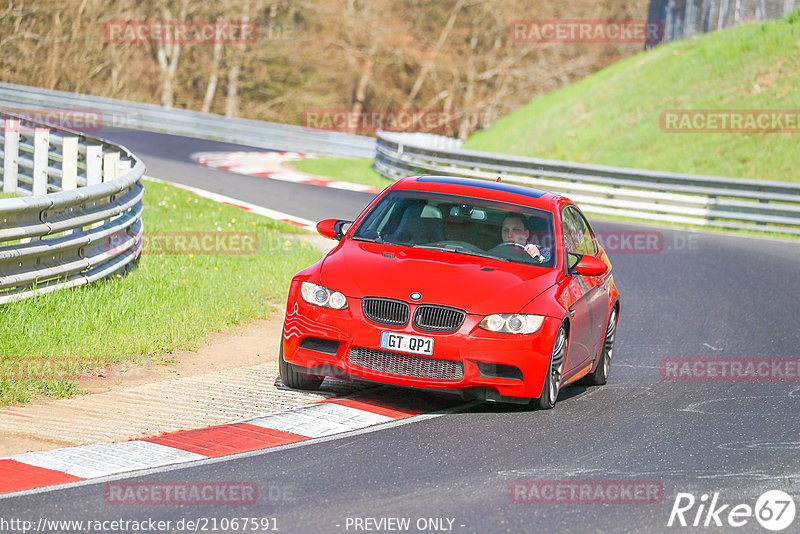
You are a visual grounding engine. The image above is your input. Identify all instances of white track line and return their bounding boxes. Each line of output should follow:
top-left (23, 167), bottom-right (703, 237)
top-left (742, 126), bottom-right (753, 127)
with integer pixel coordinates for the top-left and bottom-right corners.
top-left (144, 175), bottom-right (317, 230)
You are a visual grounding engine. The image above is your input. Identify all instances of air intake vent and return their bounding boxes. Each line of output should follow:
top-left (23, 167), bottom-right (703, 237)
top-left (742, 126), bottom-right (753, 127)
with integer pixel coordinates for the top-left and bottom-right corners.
top-left (349, 347), bottom-right (463, 380)
top-left (299, 337), bottom-right (341, 355)
top-left (362, 297), bottom-right (409, 326)
top-left (477, 362), bottom-right (523, 380)
top-left (413, 305), bottom-right (466, 333)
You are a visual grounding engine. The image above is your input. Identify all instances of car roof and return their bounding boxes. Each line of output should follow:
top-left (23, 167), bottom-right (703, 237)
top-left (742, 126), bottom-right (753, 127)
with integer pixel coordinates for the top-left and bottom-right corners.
top-left (391, 175), bottom-right (567, 211)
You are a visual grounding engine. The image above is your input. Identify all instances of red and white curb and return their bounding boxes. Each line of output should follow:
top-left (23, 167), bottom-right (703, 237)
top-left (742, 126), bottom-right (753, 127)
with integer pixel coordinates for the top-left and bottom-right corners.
top-left (0, 175), bottom-right (434, 497)
top-left (145, 176), bottom-right (317, 231)
top-left (0, 393), bottom-right (443, 496)
top-left (192, 150), bottom-right (381, 194)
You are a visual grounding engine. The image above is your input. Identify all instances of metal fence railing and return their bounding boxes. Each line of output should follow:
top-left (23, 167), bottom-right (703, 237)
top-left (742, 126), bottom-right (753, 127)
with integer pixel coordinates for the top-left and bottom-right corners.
top-left (0, 111), bottom-right (145, 304)
top-left (374, 132), bottom-right (800, 236)
top-left (0, 82), bottom-right (375, 159)
top-left (648, 0), bottom-right (796, 45)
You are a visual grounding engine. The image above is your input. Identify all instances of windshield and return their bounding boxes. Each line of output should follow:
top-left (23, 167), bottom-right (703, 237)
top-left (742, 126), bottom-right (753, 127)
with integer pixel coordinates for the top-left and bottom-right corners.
top-left (352, 190), bottom-right (557, 267)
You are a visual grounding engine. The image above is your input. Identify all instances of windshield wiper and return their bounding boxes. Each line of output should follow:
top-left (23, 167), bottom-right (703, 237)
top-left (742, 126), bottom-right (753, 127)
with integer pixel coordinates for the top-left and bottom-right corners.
top-left (413, 244), bottom-right (507, 262)
top-left (413, 244), bottom-right (457, 252)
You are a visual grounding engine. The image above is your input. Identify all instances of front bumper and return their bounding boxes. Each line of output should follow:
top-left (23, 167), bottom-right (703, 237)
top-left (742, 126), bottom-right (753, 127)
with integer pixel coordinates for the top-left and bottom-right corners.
top-left (283, 286), bottom-right (562, 400)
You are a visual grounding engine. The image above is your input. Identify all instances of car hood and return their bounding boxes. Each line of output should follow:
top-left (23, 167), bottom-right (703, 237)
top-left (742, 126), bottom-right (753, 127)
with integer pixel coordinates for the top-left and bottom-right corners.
top-left (318, 240), bottom-right (558, 314)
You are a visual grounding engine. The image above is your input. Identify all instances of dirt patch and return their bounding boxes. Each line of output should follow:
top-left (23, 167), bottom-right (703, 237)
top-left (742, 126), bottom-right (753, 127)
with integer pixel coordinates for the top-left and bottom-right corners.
top-left (0, 313), bottom-right (285, 456)
top-left (75, 313), bottom-right (284, 395)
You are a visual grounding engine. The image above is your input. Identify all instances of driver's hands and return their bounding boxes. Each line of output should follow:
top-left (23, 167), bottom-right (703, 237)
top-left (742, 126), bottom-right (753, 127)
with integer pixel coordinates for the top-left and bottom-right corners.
top-left (524, 244), bottom-right (545, 262)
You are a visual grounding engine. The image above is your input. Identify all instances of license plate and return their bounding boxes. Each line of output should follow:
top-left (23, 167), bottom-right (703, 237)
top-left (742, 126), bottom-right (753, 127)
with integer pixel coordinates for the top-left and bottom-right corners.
top-left (380, 331), bottom-right (434, 356)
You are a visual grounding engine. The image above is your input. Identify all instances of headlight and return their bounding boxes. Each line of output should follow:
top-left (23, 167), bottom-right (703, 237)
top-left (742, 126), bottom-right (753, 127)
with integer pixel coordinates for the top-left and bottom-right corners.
top-left (300, 281), bottom-right (348, 309)
top-left (479, 313), bottom-right (544, 334)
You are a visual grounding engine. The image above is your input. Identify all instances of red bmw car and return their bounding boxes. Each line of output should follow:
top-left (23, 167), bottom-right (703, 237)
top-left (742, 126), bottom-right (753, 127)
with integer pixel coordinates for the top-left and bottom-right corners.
top-left (280, 175), bottom-right (620, 409)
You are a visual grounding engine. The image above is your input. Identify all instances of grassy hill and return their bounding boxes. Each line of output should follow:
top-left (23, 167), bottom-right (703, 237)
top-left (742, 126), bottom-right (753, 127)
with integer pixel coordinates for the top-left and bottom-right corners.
top-left (465, 10), bottom-right (800, 182)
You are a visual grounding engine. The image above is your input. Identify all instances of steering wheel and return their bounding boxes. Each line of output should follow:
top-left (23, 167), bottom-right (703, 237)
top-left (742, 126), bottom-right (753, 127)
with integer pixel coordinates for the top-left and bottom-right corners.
top-left (494, 242), bottom-right (546, 263)
top-left (495, 242), bottom-right (527, 250)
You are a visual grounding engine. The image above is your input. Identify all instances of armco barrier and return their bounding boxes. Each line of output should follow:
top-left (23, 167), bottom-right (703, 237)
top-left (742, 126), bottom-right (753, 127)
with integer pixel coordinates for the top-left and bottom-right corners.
top-left (0, 111), bottom-right (145, 304)
top-left (374, 131), bottom-right (800, 236)
top-left (0, 82), bottom-right (375, 158)
top-left (3, 84), bottom-right (796, 237)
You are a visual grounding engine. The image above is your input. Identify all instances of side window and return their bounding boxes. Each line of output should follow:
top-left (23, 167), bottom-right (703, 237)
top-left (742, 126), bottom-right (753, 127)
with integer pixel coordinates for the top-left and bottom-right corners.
top-left (573, 207), bottom-right (597, 256)
top-left (562, 206), bottom-right (597, 258)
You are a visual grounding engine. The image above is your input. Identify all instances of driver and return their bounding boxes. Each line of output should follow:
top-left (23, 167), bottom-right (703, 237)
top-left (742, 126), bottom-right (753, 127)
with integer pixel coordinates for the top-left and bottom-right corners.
top-left (501, 214), bottom-right (551, 263)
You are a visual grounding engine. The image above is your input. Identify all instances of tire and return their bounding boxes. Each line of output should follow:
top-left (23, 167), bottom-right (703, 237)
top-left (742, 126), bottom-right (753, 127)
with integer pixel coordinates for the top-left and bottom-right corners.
top-left (582, 306), bottom-right (617, 387)
top-left (279, 334), bottom-right (324, 391)
top-left (532, 324), bottom-right (567, 410)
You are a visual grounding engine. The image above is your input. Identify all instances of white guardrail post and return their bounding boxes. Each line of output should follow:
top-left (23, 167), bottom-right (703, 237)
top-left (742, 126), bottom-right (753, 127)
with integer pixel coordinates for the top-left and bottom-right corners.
top-left (86, 145), bottom-right (102, 185)
top-left (373, 131), bottom-right (800, 236)
top-left (2, 119), bottom-right (19, 194)
top-left (61, 136), bottom-right (78, 191)
top-left (32, 128), bottom-right (48, 195)
top-left (0, 111), bottom-right (146, 305)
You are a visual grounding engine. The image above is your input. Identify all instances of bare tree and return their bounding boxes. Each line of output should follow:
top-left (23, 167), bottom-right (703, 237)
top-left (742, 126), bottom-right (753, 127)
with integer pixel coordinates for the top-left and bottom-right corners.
top-left (153, 0), bottom-right (189, 108)
top-left (0, 0), bottom-right (654, 139)
top-left (202, 40), bottom-right (222, 113)
top-left (403, 0), bottom-right (468, 109)
top-left (225, 0), bottom-right (267, 117)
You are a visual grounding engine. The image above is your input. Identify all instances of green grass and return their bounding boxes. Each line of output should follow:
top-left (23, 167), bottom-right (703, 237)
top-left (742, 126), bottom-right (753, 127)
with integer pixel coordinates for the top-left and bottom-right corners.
top-left (466, 10), bottom-right (800, 182)
top-left (291, 156), bottom-right (393, 189)
top-left (0, 178), bottom-right (323, 405)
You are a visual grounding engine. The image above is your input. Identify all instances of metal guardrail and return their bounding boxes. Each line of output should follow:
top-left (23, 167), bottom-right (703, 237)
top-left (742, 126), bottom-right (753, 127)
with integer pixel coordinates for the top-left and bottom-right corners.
top-left (0, 82), bottom-right (376, 159)
top-left (0, 111), bottom-right (145, 305)
top-left (3, 83), bottom-right (796, 237)
top-left (374, 132), bottom-right (800, 236)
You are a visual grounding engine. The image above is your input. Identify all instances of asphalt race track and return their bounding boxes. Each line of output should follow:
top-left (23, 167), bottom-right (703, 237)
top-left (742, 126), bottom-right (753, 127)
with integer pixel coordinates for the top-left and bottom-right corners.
top-left (3, 129), bottom-right (799, 533)
top-left (100, 127), bottom-right (375, 222)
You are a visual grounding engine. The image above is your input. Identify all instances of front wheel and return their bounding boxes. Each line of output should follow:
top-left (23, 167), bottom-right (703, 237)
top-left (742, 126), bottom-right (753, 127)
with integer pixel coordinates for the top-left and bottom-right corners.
top-left (279, 334), bottom-right (324, 390)
top-left (532, 325), bottom-right (567, 410)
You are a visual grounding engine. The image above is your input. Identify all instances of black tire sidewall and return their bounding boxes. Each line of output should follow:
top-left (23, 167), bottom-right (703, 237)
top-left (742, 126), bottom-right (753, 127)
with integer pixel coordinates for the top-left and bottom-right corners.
top-left (586, 308), bottom-right (616, 386)
top-left (532, 325), bottom-right (565, 410)
top-left (279, 329), bottom-right (324, 390)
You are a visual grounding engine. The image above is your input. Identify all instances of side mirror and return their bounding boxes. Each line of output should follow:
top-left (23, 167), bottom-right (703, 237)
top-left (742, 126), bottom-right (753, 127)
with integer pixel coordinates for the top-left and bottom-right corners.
top-left (316, 219), bottom-right (352, 241)
top-left (569, 254), bottom-right (608, 276)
